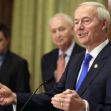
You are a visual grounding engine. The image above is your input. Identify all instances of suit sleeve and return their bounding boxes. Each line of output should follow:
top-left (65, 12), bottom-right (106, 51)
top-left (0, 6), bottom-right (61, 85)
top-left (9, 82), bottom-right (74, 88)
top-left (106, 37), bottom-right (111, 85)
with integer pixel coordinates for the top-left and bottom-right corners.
top-left (41, 56), bottom-right (45, 82)
top-left (15, 60), bottom-right (30, 92)
top-left (16, 67), bottom-right (68, 111)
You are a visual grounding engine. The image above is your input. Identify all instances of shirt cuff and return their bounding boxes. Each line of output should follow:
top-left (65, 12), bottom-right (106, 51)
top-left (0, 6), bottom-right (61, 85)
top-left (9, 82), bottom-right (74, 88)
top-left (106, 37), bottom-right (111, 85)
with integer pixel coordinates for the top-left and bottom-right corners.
top-left (83, 99), bottom-right (89, 111)
top-left (13, 104), bottom-right (16, 111)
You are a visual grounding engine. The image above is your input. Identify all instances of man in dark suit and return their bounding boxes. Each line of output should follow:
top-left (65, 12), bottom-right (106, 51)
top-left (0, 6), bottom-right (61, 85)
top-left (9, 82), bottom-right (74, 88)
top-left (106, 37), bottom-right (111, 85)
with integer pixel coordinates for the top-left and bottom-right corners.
top-left (0, 2), bottom-right (111, 111)
top-left (41, 13), bottom-right (84, 91)
top-left (0, 24), bottom-right (30, 111)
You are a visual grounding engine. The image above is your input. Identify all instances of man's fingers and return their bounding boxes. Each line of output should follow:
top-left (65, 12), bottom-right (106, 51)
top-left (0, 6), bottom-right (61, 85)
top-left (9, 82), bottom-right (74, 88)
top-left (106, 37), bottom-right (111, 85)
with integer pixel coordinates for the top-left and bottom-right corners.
top-left (62, 89), bottom-right (74, 95)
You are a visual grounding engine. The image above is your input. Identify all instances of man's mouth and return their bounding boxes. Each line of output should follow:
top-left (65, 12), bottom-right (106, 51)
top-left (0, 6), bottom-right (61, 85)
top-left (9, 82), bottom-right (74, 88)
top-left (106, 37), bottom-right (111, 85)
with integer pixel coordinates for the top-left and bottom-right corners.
top-left (78, 32), bottom-right (88, 38)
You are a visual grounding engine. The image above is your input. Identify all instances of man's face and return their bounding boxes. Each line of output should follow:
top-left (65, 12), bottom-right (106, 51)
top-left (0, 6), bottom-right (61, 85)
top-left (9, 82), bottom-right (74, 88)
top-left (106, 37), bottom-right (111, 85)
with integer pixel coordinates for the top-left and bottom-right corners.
top-left (74, 5), bottom-right (105, 50)
top-left (49, 16), bottom-right (73, 50)
top-left (0, 31), bottom-right (9, 54)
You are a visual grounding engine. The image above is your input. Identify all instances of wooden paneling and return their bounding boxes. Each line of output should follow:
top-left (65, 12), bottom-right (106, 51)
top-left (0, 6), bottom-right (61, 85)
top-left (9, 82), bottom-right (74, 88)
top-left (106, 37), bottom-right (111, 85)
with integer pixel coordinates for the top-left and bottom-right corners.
top-left (106, 0), bottom-right (111, 39)
top-left (0, 0), bottom-right (13, 29)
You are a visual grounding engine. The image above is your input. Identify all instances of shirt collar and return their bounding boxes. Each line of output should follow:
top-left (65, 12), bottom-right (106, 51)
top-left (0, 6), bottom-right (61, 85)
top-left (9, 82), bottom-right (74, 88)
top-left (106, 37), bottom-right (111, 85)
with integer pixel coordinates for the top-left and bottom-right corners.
top-left (86, 39), bottom-right (109, 59)
top-left (0, 49), bottom-right (8, 61)
top-left (59, 42), bottom-right (75, 57)
top-left (0, 54), bottom-right (5, 61)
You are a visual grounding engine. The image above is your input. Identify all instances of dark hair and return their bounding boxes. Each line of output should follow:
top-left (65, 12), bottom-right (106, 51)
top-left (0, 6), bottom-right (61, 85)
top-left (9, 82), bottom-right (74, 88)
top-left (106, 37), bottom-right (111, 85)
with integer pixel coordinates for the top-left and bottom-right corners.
top-left (0, 23), bottom-right (11, 39)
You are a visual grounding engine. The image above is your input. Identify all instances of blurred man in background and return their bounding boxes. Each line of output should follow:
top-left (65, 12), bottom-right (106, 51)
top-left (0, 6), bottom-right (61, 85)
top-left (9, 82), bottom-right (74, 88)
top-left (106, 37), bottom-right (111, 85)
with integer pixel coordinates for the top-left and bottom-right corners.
top-left (41, 13), bottom-right (85, 91)
top-left (0, 23), bottom-right (30, 111)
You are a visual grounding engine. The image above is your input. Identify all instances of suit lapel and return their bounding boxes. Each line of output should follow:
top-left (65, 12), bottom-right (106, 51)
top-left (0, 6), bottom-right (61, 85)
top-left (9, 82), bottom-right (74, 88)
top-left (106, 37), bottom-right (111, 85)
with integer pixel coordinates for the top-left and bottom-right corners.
top-left (66, 52), bottom-right (85, 89)
top-left (77, 42), bottom-right (111, 95)
top-left (48, 50), bottom-right (58, 81)
top-left (70, 43), bottom-right (85, 58)
top-left (65, 44), bottom-right (85, 88)
top-left (0, 51), bottom-right (11, 80)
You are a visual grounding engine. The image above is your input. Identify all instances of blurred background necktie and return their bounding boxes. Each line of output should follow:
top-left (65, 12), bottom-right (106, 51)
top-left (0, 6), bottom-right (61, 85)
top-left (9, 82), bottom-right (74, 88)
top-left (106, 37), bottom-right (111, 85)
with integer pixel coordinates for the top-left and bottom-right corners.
top-left (56, 53), bottom-right (65, 82)
top-left (76, 53), bottom-right (92, 91)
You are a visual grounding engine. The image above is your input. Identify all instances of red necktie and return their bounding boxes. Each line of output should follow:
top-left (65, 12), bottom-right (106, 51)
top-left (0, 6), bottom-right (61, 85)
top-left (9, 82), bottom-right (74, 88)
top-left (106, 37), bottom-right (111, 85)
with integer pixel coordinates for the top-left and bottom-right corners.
top-left (56, 53), bottom-right (65, 82)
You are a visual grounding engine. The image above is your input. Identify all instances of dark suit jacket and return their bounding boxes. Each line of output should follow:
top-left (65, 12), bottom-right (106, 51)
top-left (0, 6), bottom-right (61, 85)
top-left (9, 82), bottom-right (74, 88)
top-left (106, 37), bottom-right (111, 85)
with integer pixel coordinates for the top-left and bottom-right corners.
top-left (41, 43), bottom-right (85, 91)
top-left (17, 42), bottom-right (111, 111)
top-left (0, 50), bottom-right (30, 111)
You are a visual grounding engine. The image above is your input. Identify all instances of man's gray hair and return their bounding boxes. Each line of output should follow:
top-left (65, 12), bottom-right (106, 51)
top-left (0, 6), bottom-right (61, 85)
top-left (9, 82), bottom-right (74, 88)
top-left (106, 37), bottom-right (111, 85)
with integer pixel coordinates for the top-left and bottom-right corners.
top-left (77, 2), bottom-right (111, 29)
top-left (49, 13), bottom-right (73, 27)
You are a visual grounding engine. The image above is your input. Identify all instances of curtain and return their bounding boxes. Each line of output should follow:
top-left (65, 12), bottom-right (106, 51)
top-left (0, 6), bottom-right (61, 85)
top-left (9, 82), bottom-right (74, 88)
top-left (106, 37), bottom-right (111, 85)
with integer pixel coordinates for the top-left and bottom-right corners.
top-left (11, 0), bottom-right (104, 92)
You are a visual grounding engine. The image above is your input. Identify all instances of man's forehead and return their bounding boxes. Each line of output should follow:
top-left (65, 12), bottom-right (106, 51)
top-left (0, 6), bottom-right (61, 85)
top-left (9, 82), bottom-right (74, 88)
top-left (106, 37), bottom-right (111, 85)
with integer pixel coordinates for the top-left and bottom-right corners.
top-left (74, 6), bottom-right (98, 18)
top-left (50, 18), bottom-right (71, 28)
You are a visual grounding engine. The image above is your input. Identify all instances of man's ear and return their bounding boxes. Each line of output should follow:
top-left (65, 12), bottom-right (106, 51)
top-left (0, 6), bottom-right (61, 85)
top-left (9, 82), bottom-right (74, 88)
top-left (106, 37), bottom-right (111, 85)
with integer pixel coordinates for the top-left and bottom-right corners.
top-left (102, 20), bottom-right (108, 33)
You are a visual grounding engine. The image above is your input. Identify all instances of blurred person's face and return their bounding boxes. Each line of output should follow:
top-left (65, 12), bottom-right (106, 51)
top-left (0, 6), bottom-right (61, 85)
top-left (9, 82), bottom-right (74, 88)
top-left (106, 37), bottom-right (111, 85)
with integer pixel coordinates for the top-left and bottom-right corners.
top-left (0, 31), bottom-right (9, 55)
top-left (74, 5), bottom-right (107, 51)
top-left (49, 16), bottom-right (74, 51)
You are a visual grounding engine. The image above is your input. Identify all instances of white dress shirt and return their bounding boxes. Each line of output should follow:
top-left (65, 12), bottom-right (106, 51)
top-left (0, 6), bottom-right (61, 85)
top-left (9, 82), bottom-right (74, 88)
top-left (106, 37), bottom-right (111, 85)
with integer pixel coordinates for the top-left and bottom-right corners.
top-left (54, 42), bottom-right (75, 78)
top-left (78, 39), bottom-right (109, 111)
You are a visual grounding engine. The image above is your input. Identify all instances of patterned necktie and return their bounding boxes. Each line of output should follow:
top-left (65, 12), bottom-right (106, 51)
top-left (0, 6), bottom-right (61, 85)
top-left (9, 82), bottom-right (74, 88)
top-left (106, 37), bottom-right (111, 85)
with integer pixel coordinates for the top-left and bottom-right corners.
top-left (56, 53), bottom-right (66, 82)
top-left (76, 53), bottom-right (92, 91)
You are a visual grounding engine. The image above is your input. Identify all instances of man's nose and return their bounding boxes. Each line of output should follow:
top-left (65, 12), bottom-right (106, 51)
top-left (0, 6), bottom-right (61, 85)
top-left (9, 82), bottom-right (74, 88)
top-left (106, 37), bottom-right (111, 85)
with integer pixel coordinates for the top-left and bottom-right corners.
top-left (77, 22), bottom-right (85, 30)
top-left (56, 31), bottom-right (61, 37)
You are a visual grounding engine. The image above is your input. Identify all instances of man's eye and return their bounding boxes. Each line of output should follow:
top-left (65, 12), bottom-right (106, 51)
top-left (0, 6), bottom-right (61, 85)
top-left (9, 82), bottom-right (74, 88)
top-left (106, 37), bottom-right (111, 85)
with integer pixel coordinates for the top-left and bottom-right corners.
top-left (51, 30), bottom-right (56, 33)
top-left (82, 19), bottom-right (91, 25)
top-left (59, 27), bottom-right (65, 31)
top-left (74, 21), bottom-right (79, 25)
top-left (73, 18), bottom-right (92, 26)
top-left (0, 39), bottom-right (3, 42)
